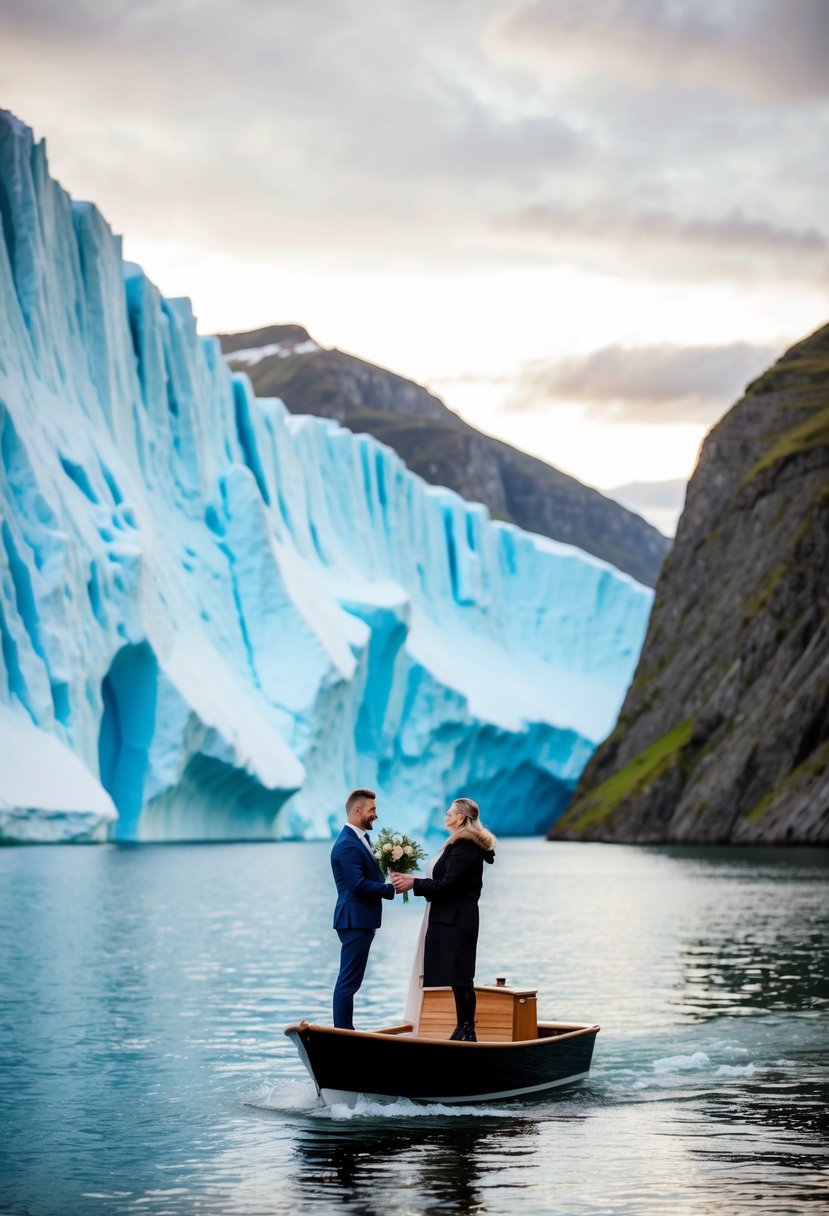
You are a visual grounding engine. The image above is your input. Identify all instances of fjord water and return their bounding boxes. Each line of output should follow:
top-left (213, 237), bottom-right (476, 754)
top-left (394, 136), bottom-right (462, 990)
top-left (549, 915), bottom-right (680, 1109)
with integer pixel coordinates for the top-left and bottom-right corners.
top-left (1, 841), bottom-right (827, 1215)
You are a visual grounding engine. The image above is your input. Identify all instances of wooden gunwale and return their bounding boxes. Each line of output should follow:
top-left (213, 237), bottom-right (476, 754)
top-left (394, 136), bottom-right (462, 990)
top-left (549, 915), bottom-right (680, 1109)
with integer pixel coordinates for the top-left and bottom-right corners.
top-left (284, 1021), bottom-right (600, 1048)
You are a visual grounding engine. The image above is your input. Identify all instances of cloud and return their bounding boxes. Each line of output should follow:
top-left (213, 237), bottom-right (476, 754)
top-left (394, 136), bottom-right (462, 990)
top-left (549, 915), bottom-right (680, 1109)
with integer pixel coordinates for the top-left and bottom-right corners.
top-left (0, 0), bottom-right (593, 266)
top-left (0, 2), bottom-right (586, 186)
top-left (487, 0), bottom-right (829, 100)
top-left (0, 0), bottom-right (825, 298)
top-left (495, 201), bottom-right (829, 287)
top-left (510, 341), bottom-right (780, 423)
top-left (509, 203), bottom-right (826, 258)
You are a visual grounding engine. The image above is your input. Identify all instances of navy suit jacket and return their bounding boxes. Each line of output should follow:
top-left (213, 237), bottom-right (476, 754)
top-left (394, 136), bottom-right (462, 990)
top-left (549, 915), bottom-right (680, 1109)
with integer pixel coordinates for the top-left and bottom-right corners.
top-left (331, 826), bottom-right (394, 929)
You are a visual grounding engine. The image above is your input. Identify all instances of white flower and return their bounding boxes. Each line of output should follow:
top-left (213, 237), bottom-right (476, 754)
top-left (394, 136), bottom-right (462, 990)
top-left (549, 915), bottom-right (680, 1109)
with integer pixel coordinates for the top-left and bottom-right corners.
top-left (391, 845), bottom-right (404, 861)
top-left (382, 842), bottom-right (393, 853)
top-left (374, 850), bottom-right (382, 859)
top-left (403, 845), bottom-right (413, 856)
top-left (392, 834), bottom-right (402, 844)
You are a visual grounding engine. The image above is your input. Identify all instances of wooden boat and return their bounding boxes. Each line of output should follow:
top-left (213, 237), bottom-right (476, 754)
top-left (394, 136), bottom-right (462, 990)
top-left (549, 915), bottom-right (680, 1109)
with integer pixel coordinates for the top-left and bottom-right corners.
top-left (285, 982), bottom-right (599, 1107)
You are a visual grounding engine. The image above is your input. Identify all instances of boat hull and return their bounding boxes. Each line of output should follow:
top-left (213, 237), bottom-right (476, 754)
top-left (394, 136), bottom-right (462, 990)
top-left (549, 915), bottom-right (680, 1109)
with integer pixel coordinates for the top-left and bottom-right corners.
top-left (285, 1023), bottom-right (599, 1106)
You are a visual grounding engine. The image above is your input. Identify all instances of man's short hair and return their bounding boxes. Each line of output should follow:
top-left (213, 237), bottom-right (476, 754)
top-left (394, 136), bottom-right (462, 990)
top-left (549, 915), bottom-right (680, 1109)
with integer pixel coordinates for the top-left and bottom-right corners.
top-left (346, 788), bottom-right (376, 814)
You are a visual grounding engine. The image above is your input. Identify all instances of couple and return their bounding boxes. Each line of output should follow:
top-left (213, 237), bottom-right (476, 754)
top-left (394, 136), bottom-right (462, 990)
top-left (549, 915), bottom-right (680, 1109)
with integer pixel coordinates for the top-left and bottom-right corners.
top-left (330, 787), bottom-right (496, 1041)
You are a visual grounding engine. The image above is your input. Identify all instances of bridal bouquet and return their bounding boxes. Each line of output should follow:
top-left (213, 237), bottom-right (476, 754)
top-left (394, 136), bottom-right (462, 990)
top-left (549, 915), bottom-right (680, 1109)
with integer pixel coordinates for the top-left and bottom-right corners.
top-left (373, 828), bottom-right (428, 903)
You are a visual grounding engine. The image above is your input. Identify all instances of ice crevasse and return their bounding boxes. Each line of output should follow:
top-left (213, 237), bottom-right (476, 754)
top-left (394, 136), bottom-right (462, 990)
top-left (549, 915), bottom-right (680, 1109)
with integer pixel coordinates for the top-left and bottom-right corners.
top-left (0, 111), bottom-right (653, 843)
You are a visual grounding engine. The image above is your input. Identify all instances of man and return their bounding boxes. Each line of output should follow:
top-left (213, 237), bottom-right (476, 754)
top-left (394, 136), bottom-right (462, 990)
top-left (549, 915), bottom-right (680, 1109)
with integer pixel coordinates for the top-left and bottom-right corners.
top-left (330, 788), bottom-right (395, 1029)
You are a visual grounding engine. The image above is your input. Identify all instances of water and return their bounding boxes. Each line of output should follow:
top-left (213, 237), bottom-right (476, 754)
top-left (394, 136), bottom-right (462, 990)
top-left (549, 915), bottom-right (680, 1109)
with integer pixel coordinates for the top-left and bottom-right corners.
top-left (1, 839), bottom-right (827, 1214)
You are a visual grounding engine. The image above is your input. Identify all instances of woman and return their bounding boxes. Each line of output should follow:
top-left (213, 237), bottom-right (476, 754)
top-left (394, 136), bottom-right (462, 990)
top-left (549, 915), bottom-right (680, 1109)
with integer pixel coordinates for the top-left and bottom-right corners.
top-left (391, 797), bottom-right (495, 1041)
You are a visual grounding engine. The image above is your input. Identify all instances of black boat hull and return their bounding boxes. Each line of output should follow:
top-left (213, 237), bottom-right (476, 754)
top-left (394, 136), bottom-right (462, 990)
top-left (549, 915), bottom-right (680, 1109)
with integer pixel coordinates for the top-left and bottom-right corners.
top-left (286, 1023), bottom-right (599, 1106)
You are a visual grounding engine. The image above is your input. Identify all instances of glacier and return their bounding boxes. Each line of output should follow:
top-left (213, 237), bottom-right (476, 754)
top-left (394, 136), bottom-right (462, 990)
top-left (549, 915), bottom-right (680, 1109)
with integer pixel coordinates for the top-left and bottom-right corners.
top-left (0, 111), bottom-right (653, 843)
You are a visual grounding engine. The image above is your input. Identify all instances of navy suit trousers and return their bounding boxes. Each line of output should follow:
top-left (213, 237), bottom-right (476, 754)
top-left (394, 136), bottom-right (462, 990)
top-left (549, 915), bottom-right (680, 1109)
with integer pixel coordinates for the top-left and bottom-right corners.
top-left (333, 928), bottom-right (375, 1029)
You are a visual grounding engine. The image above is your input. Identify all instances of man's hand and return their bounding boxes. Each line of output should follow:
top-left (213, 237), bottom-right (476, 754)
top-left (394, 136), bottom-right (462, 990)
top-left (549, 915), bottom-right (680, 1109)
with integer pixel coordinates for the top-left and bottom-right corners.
top-left (389, 870), bottom-right (415, 893)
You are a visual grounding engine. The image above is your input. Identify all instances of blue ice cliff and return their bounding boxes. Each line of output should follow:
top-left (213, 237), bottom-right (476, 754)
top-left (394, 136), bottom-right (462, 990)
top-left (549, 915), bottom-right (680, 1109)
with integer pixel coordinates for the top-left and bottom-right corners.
top-left (0, 112), bottom-right (653, 843)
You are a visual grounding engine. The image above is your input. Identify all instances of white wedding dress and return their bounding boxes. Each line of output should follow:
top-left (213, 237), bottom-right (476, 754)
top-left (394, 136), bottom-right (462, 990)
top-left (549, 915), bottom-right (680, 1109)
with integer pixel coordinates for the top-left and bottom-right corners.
top-left (403, 848), bottom-right (445, 1031)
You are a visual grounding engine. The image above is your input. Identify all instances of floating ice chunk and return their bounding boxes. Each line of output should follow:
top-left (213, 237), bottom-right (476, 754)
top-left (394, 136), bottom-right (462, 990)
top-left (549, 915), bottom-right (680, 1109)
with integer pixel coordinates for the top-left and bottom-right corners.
top-left (0, 704), bottom-right (116, 842)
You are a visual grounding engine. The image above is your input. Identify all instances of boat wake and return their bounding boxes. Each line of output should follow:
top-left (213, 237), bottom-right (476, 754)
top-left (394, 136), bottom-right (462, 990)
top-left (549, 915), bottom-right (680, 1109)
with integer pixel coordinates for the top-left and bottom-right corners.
top-left (592, 1012), bottom-right (815, 1101)
top-left (321, 1095), bottom-right (525, 1121)
top-left (244, 1080), bottom-right (527, 1120)
top-left (244, 1078), bottom-right (320, 1113)
top-left (625, 1049), bottom-right (797, 1091)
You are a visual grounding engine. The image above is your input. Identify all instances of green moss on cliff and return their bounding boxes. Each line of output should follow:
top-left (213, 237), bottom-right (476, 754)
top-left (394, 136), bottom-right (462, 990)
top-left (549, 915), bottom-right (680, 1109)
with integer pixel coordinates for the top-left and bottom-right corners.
top-left (557, 718), bottom-right (695, 833)
top-left (743, 404), bottom-right (829, 485)
top-left (744, 562), bottom-right (787, 622)
top-left (746, 738), bottom-right (829, 822)
top-left (742, 482), bottom-right (828, 625)
top-left (745, 341), bottom-right (829, 399)
top-left (739, 325), bottom-right (829, 487)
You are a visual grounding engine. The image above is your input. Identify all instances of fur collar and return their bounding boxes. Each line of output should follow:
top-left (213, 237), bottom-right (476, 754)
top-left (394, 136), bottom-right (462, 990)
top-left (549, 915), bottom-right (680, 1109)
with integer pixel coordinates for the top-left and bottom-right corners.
top-left (446, 822), bottom-right (497, 857)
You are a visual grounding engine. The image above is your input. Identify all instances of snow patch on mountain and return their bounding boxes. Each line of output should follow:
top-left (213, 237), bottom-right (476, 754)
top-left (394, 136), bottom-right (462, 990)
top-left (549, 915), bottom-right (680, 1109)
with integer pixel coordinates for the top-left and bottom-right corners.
top-left (227, 338), bottom-right (322, 365)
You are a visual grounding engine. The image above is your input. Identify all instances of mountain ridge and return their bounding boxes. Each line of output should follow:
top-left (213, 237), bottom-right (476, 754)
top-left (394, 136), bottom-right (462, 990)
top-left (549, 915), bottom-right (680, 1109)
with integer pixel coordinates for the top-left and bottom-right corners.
top-left (218, 325), bottom-right (670, 587)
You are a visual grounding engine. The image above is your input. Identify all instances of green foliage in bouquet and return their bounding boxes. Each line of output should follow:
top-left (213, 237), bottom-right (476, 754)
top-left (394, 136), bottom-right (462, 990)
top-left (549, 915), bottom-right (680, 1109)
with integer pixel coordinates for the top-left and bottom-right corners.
top-left (373, 827), bottom-right (428, 903)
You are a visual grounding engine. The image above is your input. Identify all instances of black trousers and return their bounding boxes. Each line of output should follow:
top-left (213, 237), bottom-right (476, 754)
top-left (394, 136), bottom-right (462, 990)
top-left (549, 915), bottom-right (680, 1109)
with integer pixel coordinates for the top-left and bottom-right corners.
top-left (453, 985), bottom-right (476, 1025)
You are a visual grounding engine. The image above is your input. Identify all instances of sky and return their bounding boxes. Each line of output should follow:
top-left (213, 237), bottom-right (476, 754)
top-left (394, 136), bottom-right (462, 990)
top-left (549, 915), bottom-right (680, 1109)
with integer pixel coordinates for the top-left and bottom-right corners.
top-left (1, 0), bottom-right (827, 533)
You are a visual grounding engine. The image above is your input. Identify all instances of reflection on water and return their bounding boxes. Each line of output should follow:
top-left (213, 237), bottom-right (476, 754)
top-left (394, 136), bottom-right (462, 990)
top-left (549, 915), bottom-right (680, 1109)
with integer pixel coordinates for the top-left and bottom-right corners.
top-left (292, 1120), bottom-right (534, 1213)
top-left (676, 930), bottom-right (829, 1020)
top-left (701, 1074), bottom-right (829, 1142)
top-left (0, 839), bottom-right (827, 1214)
top-left (654, 844), bottom-right (829, 1026)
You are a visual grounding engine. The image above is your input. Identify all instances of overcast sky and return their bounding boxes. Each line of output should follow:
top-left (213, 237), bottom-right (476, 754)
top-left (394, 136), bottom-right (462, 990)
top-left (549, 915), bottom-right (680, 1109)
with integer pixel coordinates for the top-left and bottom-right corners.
top-left (2, 0), bottom-right (827, 531)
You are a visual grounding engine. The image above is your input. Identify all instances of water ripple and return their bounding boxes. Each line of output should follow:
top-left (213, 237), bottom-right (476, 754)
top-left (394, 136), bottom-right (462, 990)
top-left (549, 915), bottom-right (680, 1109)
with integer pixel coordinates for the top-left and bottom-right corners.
top-left (0, 839), bottom-right (827, 1214)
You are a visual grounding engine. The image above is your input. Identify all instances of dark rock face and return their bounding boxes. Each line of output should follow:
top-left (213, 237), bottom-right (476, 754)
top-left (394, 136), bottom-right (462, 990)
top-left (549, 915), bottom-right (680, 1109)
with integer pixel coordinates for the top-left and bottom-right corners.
top-left (551, 323), bottom-right (829, 845)
top-left (219, 324), bottom-right (314, 355)
top-left (217, 326), bottom-right (669, 587)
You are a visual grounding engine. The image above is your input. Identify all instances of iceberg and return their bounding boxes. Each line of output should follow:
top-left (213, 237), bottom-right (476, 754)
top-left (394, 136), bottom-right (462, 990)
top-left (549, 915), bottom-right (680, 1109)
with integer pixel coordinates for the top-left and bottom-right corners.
top-left (0, 111), bottom-right (653, 842)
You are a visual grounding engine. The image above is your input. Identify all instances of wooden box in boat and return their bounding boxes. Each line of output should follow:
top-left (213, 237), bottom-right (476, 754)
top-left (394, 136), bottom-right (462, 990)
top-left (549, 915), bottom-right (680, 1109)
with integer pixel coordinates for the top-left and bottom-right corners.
top-left (417, 983), bottom-right (538, 1041)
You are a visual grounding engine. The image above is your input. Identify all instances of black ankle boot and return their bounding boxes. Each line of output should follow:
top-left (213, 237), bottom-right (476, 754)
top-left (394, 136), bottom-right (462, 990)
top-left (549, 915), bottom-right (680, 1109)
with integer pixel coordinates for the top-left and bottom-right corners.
top-left (449, 1025), bottom-right (464, 1040)
top-left (459, 1021), bottom-right (477, 1041)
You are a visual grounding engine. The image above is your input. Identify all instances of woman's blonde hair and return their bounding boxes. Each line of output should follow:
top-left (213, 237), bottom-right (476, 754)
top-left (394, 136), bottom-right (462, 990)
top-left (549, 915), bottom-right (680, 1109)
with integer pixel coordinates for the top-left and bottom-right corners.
top-left (448, 797), bottom-right (496, 852)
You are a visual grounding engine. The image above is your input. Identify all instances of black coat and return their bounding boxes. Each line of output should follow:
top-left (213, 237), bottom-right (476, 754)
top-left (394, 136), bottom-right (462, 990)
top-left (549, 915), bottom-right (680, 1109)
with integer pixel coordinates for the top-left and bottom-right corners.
top-left (412, 838), bottom-right (495, 987)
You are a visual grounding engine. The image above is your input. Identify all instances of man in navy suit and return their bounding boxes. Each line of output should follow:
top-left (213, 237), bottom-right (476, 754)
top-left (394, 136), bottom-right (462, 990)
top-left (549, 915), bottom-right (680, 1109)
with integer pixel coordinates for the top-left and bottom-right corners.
top-left (330, 787), bottom-right (395, 1028)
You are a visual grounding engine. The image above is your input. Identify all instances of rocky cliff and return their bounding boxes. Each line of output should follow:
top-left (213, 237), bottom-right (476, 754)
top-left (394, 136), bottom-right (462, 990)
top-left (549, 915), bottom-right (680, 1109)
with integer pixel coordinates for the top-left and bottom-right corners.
top-left (219, 326), bottom-right (670, 587)
top-left (551, 323), bottom-right (829, 845)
